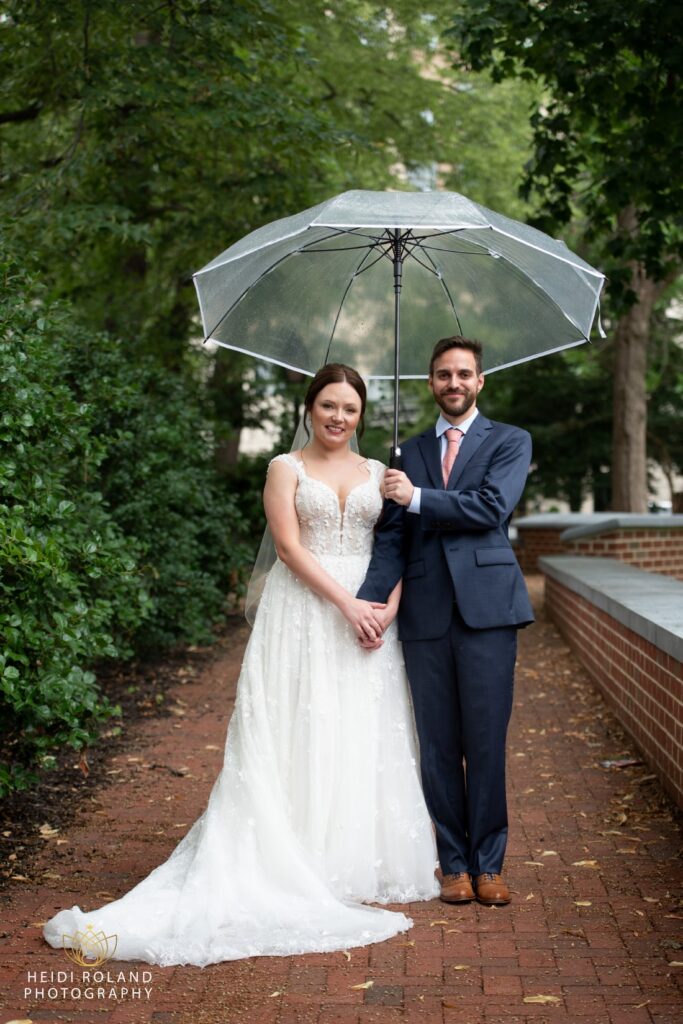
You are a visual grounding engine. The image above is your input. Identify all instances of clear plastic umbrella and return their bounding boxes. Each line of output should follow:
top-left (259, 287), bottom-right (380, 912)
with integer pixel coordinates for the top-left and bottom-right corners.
top-left (193, 189), bottom-right (605, 463)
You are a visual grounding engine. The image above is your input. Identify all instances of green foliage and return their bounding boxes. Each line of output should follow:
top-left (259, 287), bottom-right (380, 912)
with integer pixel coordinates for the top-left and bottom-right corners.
top-left (481, 348), bottom-right (613, 511)
top-left (64, 338), bottom-right (255, 650)
top-left (449, 0), bottom-right (683, 288)
top-left (645, 294), bottom-right (683, 496)
top-left (0, 263), bottom-right (146, 794)
top-left (0, 263), bottom-right (254, 794)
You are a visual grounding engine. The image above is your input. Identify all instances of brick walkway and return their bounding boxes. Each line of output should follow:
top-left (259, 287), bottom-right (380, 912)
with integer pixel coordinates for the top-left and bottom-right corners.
top-left (1, 578), bottom-right (682, 1024)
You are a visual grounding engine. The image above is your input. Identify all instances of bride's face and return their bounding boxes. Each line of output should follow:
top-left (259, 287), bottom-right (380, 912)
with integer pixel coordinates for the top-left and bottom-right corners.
top-left (309, 382), bottom-right (362, 448)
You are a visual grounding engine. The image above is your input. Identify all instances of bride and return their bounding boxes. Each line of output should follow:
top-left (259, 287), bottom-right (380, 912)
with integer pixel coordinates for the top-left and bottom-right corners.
top-left (44, 363), bottom-right (438, 967)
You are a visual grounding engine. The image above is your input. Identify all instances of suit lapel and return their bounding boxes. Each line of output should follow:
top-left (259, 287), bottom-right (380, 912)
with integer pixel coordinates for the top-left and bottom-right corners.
top-left (447, 414), bottom-right (493, 489)
top-left (416, 430), bottom-right (443, 489)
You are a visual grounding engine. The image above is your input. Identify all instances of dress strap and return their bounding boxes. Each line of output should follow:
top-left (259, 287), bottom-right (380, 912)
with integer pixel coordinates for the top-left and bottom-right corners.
top-left (368, 457), bottom-right (387, 481)
top-left (268, 452), bottom-right (304, 478)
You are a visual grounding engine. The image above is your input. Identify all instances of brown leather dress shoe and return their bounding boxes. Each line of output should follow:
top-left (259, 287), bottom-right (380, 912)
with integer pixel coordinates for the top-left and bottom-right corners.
top-left (475, 872), bottom-right (511, 905)
top-left (440, 871), bottom-right (475, 903)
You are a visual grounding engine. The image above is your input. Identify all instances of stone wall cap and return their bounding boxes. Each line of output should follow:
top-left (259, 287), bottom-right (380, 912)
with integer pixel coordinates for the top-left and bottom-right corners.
top-left (516, 513), bottom-right (615, 530)
top-left (561, 515), bottom-right (683, 541)
top-left (539, 556), bottom-right (683, 661)
top-left (517, 512), bottom-right (683, 532)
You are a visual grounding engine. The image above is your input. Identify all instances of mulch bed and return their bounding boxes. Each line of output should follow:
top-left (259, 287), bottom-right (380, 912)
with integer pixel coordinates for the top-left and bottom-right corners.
top-left (0, 616), bottom-right (244, 893)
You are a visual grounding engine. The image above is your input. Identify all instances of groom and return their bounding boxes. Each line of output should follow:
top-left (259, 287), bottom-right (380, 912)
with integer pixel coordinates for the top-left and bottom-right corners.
top-left (358, 336), bottom-right (534, 906)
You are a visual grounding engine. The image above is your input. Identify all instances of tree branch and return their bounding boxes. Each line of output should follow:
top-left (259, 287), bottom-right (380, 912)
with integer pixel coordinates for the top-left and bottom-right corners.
top-left (0, 103), bottom-right (42, 125)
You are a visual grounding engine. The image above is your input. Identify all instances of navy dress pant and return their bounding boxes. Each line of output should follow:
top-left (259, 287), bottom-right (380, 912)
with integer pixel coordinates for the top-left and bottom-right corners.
top-left (401, 605), bottom-right (517, 876)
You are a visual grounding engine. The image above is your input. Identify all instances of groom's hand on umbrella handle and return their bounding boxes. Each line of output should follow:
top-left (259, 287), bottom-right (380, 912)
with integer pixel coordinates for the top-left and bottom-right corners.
top-left (384, 469), bottom-right (414, 507)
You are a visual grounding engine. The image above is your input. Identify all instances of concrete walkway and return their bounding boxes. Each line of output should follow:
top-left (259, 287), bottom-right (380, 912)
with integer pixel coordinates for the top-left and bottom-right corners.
top-left (1, 578), bottom-right (682, 1024)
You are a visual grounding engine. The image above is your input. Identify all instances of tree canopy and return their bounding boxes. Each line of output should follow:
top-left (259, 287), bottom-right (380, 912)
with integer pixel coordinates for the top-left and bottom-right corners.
top-left (450, 0), bottom-right (683, 286)
top-left (449, 0), bottom-right (683, 510)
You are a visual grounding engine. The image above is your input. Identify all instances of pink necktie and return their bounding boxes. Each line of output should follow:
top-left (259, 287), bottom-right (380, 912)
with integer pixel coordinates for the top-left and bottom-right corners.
top-left (442, 427), bottom-right (463, 486)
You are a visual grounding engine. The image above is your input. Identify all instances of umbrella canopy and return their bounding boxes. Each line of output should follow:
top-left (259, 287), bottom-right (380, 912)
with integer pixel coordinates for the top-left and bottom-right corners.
top-left (193, 189), bottom-right (605, 383)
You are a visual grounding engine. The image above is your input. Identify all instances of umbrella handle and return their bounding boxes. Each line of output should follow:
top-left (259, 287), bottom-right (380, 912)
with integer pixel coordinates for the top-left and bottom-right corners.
top-left (389, 446), bottom-right (402, 471)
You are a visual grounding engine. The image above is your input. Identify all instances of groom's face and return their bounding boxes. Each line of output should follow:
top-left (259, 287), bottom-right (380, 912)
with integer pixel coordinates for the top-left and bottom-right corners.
top-left (428, 348), bottom-right (484, 423)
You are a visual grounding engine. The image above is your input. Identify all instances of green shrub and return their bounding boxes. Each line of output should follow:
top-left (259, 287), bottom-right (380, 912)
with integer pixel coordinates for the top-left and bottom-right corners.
top-left (0, 263), bottom-right (254, 794)
top-left (0, 264), bottom-right (149, 794)
top-left (62, 336), bottom-right (255, 651)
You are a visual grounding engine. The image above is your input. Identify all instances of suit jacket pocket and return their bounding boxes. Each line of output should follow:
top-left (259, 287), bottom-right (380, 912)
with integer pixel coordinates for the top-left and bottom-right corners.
top-left (403, 559), bottom-right (425, 579)
top-left (474, 547), bottom-right (517, 566)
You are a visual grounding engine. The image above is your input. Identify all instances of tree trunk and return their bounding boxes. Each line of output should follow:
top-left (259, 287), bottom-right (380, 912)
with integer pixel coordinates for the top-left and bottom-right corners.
top-left (209, 353), bottom-right (245, 474)
top-left (610, 208), bottom-right (664, 512)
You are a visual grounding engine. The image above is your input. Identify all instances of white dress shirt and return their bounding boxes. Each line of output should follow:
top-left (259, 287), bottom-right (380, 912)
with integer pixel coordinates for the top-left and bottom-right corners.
top-left (407, 409), bottom-right (479, 514)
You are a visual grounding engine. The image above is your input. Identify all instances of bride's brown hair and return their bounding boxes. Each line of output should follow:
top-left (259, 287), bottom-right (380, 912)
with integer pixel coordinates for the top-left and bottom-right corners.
top-left (303, 363), bottom-right (367, 439)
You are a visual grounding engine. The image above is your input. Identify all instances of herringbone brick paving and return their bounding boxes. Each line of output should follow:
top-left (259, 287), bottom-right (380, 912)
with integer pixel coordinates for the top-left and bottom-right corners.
top-left (1, 578), bottom-right (682, 1024)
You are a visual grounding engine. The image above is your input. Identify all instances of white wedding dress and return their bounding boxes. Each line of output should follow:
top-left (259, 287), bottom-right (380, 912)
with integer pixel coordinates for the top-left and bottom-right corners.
top-left (44, 454), bottom-right (438, 967)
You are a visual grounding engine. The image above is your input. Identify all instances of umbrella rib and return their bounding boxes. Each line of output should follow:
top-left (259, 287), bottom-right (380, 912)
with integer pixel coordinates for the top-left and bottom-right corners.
top-left (353, 246), bottom-right (395, 277)
top-left (403, 249), bottom-right (442, 277)
top-left (418, 245), bottom-right (496, 256)
top-left (299, 227), bottom-right (388, 250)
top-left (417, 245), bottom-right (465, 335)
top-left (200, 227), bottom-right (380, 342)
top-left (323, 246), bottom-right (381, 363)
top-left (200, 246), bottom-right (300, 343)
top-left (301, 243), bottom-right (390, 254)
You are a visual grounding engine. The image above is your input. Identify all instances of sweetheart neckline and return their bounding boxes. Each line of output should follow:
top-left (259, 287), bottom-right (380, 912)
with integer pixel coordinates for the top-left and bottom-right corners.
top-left (295, 459), bottom-right (375, 518)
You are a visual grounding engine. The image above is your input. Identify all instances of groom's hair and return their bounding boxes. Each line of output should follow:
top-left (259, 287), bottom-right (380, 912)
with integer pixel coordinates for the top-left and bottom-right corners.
top-left (303, 363), bottom-right (367, 438)
top-left (429, 336), bottom-right (483, 376)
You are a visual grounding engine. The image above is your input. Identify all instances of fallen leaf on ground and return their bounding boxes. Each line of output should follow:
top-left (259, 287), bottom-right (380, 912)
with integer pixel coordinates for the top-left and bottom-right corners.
top-left (399, 940), bottom-right (415, 947)
top-left (574, 901), bottom-right (592, 907)
top-left (350, 980), bottom-right (374, 990)
top-left (572, 860), bottom-right (599, 868)
top-left (430, 919), bottom-right (449, 926)
top-left (524, 995), bottom-right (561, 1005)
top-left (541, 850), bottom-right (558, 857)
top-left (668, 962), bottom-right (683, 967)
top-left (665, 914), bottom-right (683, 921)
top-left (38, 824), bottom-right (59, 838)
top-left (452, 965), bottom-right (469, 971)
top-left (524, 861), bottom-right (545, 867)
top-left (269, 990), bottom-right (283, 997)
top-left (599, 830), bottom-right (641, 841)
top-left (526, 893), bottom-right (535, 901)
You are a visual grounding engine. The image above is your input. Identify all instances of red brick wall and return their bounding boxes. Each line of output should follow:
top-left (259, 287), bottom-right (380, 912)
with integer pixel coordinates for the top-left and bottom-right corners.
top-left (516, 528), bottom-right (566, 573)
top-left (544, 576), bottom-right (683, 810)
top-left (567, 529), bottom-right (683, 579)
top-left (518, 526), bottom-right (683, 578)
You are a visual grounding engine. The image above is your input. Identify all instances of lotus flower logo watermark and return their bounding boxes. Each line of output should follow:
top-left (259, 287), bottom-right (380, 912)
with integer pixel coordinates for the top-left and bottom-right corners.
top-left (23, 925), bottom-right (153, 1002)
top-left (62, 924), bottom-right (117, 967)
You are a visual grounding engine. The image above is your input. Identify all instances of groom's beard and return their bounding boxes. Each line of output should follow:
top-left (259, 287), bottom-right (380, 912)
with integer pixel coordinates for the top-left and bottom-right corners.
top-left (434, 388), bottom-right (477, 420)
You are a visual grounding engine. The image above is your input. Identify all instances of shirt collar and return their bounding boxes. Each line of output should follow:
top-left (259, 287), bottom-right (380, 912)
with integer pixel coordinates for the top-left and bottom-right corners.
top-left (435, 408), bottom-right (479, 439)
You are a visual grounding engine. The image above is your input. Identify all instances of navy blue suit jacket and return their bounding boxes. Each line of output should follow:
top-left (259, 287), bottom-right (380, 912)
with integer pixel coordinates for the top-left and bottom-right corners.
top-left (358, 414), bottom-right (535, 640)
